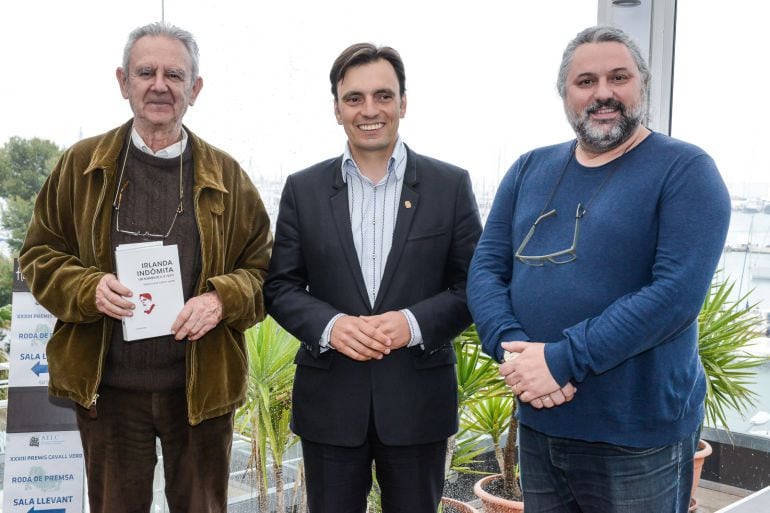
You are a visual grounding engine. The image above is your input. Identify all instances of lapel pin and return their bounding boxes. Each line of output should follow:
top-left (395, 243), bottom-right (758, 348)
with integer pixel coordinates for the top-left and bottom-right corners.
top-left (404, 200), bottom-right (412, 209)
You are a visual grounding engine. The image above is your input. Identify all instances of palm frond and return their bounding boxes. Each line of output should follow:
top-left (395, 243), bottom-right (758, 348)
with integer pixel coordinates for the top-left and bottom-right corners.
top-left (454, 326), bottom-right (508, 409)
top-left (236, 316), bottom-right (301, 506)
top-left (698, 276), bottom-right (768, 430)
top-left (462, 396), bottom-right (514, 447)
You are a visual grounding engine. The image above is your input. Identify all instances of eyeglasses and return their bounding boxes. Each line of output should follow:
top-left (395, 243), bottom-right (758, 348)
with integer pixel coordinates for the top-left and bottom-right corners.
top-left (112, 140), bottom-right (184, 239)
top-left (515, 203), bottom-right (585, 266)
top-left (513, 139), bottom-right (629, 267)
top-left (113, 179), bottom-right (183, 239)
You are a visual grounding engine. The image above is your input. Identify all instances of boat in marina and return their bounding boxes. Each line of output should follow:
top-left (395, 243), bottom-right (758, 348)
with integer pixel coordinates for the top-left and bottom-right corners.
top-left (725, 243), bottom-right (770, 254)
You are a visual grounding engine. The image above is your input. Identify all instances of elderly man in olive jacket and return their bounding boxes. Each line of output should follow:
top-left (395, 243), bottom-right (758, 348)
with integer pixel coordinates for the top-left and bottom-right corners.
top-left (19, 22), bottom-right (272, 513)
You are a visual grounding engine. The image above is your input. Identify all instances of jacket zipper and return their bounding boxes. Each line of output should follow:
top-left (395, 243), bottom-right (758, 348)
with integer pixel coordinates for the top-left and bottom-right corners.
top-left (90, 169), bottom-right (109, 271)
top-left (187, 186), bottom-right (206, 419)
top-left (88, 168), bottom-right (111, 417)
top-left (88, 393), bottom-right (100, 419)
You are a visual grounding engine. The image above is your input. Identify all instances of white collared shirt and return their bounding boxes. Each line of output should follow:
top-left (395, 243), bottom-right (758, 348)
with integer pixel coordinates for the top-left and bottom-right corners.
top-left (131, 127), bottom-right (188, 158)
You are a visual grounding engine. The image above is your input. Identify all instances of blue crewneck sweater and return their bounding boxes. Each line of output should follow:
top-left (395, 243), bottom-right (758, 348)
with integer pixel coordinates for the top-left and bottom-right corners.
top-left (468, 133), bottom-right (731, 447)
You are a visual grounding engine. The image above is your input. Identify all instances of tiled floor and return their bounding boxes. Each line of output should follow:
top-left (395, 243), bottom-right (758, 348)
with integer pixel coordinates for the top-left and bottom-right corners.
top-left (694, 480), bottom-right (751, 513)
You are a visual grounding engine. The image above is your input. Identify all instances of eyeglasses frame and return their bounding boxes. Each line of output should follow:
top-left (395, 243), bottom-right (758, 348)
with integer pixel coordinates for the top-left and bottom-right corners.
top-left (111, 136), bottom-right (184, 240)
top-left (515, 203), bottom-right (585, 266)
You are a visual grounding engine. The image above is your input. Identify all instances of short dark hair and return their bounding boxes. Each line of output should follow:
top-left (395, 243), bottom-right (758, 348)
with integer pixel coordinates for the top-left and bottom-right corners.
top-left (329, 43), bottom-right (406, 101)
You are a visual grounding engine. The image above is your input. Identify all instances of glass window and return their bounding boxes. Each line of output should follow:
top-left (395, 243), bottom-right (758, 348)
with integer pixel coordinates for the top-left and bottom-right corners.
top-left (672, 0), bottom-right (770, 438)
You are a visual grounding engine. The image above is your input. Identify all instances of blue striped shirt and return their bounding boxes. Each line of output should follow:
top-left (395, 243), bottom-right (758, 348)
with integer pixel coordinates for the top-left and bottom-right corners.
top-left (343, 140), bottom-right (407, 306)
top-left (321, 138), bottom-right (422, 349)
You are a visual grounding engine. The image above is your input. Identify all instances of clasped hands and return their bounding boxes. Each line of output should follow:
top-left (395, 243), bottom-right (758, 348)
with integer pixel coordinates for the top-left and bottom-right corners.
top-left (329, 312), bottom-right (411, 361)
top-left (501, 341), bottom-right (577, 410)
top-left (95, 273), bottom-right (223, 341)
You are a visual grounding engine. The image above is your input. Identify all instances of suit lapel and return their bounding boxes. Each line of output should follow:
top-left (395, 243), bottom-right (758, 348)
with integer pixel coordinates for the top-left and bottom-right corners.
top-left (373, 150), bottom-right (420, 312)
top-left (329, 162), bottom-right (371, 309)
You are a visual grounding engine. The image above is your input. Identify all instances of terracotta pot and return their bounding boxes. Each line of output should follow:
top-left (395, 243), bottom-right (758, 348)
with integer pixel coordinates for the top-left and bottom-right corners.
top-left (691, 439), bottom-right (713, 503)
top-left (440, 496), bottom-right (481, 513)
top-left (473, 474), bottom-right (525, 513)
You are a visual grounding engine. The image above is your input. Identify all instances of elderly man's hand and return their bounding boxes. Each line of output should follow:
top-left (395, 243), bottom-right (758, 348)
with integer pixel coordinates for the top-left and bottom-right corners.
top-left (95, 274), bottom-right (134, 320)
top-left (171, 291), bottom-right (223, 341)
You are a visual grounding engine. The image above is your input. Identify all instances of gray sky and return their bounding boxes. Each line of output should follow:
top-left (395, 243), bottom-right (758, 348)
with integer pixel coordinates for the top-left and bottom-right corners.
top-left (0, 0), bottom-right (767, 192)
top-left (0, 0), bottom-right (590, 187)
top-left (672, 0), bottom-right (770, 194)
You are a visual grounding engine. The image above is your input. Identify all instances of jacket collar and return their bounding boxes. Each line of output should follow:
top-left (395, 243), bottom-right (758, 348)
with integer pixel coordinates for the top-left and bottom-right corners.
top-left (188, 128), bottom-right (229, 194)
top-left (340, 138), bottom-right (407, 185)
top-left (402, 145), bottom-right (419, 187)
top-left (83, 119), bottom-right (229, 195)
top-left (332, 144), bottom-right (419, 190)
top-left (327, 144), bottom-right (422, 312)
top-left (82, 120), bottom-right (132, 176)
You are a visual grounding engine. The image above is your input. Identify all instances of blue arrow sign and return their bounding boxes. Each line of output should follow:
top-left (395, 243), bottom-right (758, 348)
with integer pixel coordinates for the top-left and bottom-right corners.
top-left (31, 361), bottom-right (49, 376)
top-left (27, 507), bottom-right (66, 513)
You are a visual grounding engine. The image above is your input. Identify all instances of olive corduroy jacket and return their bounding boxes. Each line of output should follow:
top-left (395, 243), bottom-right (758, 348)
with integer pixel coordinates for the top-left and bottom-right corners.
top-left (19, 120), bottom-right (273, 425)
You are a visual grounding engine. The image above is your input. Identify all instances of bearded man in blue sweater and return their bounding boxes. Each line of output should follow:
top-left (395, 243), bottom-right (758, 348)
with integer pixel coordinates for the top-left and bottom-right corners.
top-left (467, 26), bottom-right (730, 513)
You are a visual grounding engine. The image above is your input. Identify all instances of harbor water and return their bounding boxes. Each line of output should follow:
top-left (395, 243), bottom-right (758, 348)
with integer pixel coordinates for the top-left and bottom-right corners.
top-left (715, 210), bottom-right (770, 438)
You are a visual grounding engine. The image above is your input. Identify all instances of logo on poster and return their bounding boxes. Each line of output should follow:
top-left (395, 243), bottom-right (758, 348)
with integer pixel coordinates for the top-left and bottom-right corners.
top-left (28, 434), bottom-right (65, 447)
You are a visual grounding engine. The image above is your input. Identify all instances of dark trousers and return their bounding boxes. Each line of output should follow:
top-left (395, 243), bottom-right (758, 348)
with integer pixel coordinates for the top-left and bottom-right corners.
top-left (75, 385), bottom-right (234, 513)
top-left (301, 419), bottom-right (448, 513)
top-left (519, 424), bottom-right (698, 513)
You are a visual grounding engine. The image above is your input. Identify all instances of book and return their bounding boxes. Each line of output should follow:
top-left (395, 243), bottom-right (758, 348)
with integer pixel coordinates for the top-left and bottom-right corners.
top-left (114, 241), bottom-right (185, 341)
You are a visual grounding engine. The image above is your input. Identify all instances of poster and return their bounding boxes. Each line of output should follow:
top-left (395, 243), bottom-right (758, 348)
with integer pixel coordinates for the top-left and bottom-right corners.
top-left (3, 260), bottom-right (84, 512)
top-left (2, 431), bottom-right (84, 513)
top-left (8, 291), bottom-right (54, 387)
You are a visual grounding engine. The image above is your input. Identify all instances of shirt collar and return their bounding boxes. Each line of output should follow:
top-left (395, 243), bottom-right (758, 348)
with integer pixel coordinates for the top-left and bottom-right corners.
top-left (341, 137), bottom-right (406, 184)
top-left (130, 127), bottom-right (188, 158)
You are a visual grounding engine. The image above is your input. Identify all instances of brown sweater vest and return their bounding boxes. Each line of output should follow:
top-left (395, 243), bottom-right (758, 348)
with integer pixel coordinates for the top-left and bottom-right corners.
top-left (102, 140), bottom-right (201, 391)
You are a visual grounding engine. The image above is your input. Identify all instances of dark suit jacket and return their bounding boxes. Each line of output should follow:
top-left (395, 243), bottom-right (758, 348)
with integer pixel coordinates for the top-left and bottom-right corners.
top-left (264, 146), bottom-right (482, 447)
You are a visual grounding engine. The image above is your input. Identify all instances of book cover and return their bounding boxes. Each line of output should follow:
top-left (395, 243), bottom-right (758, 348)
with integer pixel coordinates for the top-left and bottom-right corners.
top-left (114, 242), bottom-right (185, 341)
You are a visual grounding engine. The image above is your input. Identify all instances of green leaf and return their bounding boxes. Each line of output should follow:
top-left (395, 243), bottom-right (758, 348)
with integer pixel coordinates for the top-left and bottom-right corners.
top-left (698, 273), bottom-right (768, 431)
top-left (235, 316), bottom-right (301, 498)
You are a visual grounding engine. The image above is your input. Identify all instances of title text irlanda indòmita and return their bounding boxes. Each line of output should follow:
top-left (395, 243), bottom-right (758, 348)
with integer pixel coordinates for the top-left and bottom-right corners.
top-left (137, 259), bottom-right (174, 277)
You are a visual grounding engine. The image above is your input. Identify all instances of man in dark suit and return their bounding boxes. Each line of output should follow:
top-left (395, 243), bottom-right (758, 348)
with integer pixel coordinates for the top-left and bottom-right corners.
top-left (264, 43), bottom-right (482, 512)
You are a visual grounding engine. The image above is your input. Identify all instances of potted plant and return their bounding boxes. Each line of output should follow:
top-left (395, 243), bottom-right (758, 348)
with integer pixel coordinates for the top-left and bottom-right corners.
top-left (440, 496), bottom-right (482, 513)
top-left (236, 316), bottom-right (304, 513)
top-left (434, 326), bottom-right (522, 512)
top-left (465, 392), bottom-right (523, 513)
top-left (448, 326), bottom-right (510, 472)
top-left (691, 275), bottom-right (767, 509)
top-left (442, 326), bottom-right (509, 512)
